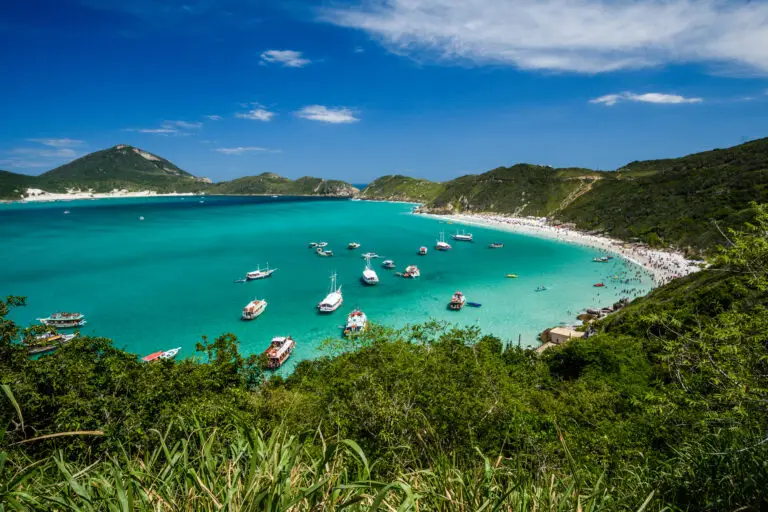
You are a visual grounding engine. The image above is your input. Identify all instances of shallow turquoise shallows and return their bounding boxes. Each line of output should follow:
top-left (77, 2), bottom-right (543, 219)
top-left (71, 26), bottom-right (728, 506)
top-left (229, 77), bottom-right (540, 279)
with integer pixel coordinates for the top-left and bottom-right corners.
top-left (0, 196), bottom-right (652, 370)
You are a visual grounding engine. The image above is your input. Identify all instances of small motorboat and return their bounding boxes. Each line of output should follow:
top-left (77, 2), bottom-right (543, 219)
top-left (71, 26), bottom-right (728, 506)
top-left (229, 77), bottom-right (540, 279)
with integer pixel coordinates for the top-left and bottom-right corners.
top-left (418, 246), bottom-right (428, 255)
top-left (242, 298), bottom-right (268, 320)
top-left (593, 256), bottom-right (609, 263)
top-left (63, 210), bottom-right (70, 214)
top-left (271, 195), bottom-right (278, 198)
top-left (234, 278), bottom-right (247, 283)
top-left (535, 286), bottom-right (548, 292)
top-left (139, 216), bottom-right (145, 221)
top-left (402, 265), bottom-right (420, 278)
top-left (309, 242), bottom-right (319, 248)
top-left (489, 242), bottom-right (504, 249)
top-left (317, 242), bottom-right (328, 248)
top-left (448, 291), bottom-right (466, 310)
top-left (382, 260), bottom-right (395, 269)
top-left (316, 248), bottom-right (334, 257)
top-left (361, 252), bottom-right (380, 259)
top-left (505, 274), bottom-right (518, 279)
top-left (348, 242), bottom-right (361, 249)
top-left (594, 283), bottom-right (606, 287)
top-left (467, 302), bottom-right (482, 308)
top-left (159, 347), bottom-right (181, 360)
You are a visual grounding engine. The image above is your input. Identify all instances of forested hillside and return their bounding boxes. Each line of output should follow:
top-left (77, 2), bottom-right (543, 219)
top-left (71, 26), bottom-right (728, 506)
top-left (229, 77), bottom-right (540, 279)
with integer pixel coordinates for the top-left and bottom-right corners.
top-left (1, 205), bottom-right (766, 510)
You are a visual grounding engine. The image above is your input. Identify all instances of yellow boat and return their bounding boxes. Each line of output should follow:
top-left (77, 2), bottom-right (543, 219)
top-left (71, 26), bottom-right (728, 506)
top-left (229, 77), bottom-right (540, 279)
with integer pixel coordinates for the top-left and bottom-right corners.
top-left (506, 274), bottom-right (518, 278)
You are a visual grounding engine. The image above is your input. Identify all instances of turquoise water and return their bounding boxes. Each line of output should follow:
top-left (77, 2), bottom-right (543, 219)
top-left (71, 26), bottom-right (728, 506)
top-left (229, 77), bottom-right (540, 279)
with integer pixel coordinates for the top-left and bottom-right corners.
top-left (0, 196), bottom-right (652, 369)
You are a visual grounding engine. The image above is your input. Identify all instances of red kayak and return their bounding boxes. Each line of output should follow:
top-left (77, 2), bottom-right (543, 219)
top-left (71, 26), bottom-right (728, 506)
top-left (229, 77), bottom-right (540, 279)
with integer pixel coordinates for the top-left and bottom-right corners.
top-left (142, 351), bottom-right (163, 362)
top-left (593, 283), bottom-right (605, 288)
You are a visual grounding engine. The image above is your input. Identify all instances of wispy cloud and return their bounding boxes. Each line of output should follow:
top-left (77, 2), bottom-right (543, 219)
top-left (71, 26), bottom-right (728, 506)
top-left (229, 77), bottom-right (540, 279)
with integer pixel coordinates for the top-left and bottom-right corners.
top-left (125, 120), bottom-right (202, 136)
top-left (354, 46), bottom-right (365, 54)
top-left (235, 104), bottom-right (276, 121)
top-left (295, 105), bottom-right (359, 124)
top-left (205, 115), bottom-right (223, 121)
top-left (322, 0), bottom-right (768, 74)
top-left (11, 147), bottom-right (78, 158)
top-left (260, 49), bottom-right (311, 68)
top-left (590, 92), bottom-right (703, 106)
top-left (213, 146), bottom-right (275, 155)
top-left (25, 138), bottom-right (84, 148)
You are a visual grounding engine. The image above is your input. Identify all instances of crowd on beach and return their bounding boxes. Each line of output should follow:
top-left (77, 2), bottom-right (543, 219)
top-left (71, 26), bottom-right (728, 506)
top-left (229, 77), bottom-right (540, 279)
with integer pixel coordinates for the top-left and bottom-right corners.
top-left (420, 213), bottom-right (702, 286)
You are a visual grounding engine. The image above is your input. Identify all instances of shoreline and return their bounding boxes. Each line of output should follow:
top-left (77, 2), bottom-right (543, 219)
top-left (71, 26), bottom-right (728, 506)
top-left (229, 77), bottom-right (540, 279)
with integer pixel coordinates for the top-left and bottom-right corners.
top-left (416, 212), bottom-right (703, 287)
top-left (7, 189), bottom-right (199, 204)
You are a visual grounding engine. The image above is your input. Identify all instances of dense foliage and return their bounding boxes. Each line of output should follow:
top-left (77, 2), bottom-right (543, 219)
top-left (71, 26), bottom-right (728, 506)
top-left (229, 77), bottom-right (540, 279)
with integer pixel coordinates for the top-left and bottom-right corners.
top-left (212, 172), bottom-right (359, 196)
top-left (0, 221), bottom-right (767, 509)
top-left (0, 170), bottom-right (36, 200)
top-left (558, 138), bottom-right (768, 251)
top-left (360, 175), bottom-right (445, 202)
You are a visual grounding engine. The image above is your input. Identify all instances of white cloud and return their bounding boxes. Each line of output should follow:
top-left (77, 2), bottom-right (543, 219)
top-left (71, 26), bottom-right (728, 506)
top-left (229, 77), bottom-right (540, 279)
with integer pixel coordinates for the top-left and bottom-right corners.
top-left (214, 147), bottom-right (272, 155)
top-left (0, 158), bottom-right (49, 169)
top-left (590, 92), bottom-right (703, 106)
top-left (25, 138), bottom-right (84, 148)
top-left (11, 147), bottom-right (77, 158)
top-left (235, 107), bottom-right (276, 121)
top-left (354, 46), bottom-right (365, 53)
top-left (295, 105), bottom-right (359, 124)
top-left (260, 49), bottom-right (311, 68)
top-left (322, 0), bottom-right (768, 74)
top-left (164, 120), bottom-right (203, 129)
top-left (205, 115), bottom-right (223, 121)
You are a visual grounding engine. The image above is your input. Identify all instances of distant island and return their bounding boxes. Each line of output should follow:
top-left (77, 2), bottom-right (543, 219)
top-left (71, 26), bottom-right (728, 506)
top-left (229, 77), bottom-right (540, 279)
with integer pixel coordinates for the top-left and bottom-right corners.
top-left (3, 137), bottom-right (768, 253)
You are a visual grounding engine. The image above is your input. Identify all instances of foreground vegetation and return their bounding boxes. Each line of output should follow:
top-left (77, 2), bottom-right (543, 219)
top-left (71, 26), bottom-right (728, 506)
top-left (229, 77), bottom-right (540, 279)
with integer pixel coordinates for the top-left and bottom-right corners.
top-left (1, 207), bottom-right (767, 510)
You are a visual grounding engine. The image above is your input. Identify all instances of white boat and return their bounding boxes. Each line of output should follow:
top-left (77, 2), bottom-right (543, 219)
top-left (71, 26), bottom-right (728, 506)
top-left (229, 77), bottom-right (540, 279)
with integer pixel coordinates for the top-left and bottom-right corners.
top-left (242, 298), bottom-right (268, 320)
top-left (361, 252), bottom-right (380, 259)
top-left (348, 242), bottom-right (361, 249)
top-left (159, 347), bottom-right (181, 360)
top-left (343, 309), bottom-right (368, 336)
top-left (450, 230), bottom-right (473, 242)
top-left (309, 242), bottom-right (319, 248)
top-left (317, 242), bottom-right (328, 248)
top-left (316, 247), bottom-right (334, 257)
top-left (246, 264), bottom-right (278, 280)
top-left (39, 312), bottom-right (86, 329)
top-left (489, 242), bottom-right (504, 248)
top-left (418, 246), bottom-right (428, 255)
top-left (63, 210), bottom-right (70, 214)
top-left (361, 255), bottom-right (379, 285)
top-left (448, 291), bottom-right (466, 310)
top-left (318, 273), bottom-right (343, 313)
top-left (593, 256), bottom-right (609, 263)
top-left (382, 259), bottom-right (395, 269)
top-left (402, 265), bottom-right (420, 278)
top-left (436, 232), bottom-right (452, 251)
top-left (263, 336), bottom-right (295, 369)
top-left (271, 195), bottom-right (278, 198)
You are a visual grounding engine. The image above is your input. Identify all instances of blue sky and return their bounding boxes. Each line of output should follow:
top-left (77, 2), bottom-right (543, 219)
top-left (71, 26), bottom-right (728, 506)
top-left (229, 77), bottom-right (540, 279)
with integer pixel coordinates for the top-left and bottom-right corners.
top-left (1, 0), bottom-right (767, 182)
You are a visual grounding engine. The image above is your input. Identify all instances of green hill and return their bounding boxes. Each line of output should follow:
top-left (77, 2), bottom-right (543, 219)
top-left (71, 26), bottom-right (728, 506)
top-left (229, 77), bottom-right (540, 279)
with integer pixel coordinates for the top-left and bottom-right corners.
top-left (556, 138), bottom-right (768, 251)
top-left (0, 170), bottom-right (37, 199)
top-left (213, 172), bottom-right (359, 196)
top-left (36, 145), bottom-right (212, 193)
top-left (423, 164), bottom-right (603, 216)
top-left (360, 175), bottom-right (445, 202)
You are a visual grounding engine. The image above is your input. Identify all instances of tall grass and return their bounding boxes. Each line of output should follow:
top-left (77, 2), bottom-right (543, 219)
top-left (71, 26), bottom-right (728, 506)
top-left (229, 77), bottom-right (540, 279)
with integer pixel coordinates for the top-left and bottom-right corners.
top-left (1, 423), bottom-right (662, 511)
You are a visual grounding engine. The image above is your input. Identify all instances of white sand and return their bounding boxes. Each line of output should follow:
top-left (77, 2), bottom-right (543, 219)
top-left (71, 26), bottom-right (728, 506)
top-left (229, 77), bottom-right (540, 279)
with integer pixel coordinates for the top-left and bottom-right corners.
top-left (418, 212), bottom-right (703, 286)
top-left (19, 188), bottom-right (197, 203)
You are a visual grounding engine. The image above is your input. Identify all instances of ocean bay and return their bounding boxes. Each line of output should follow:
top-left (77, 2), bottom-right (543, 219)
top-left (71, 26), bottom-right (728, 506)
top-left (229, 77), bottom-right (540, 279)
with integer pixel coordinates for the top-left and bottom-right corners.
top-left (0, 196), bottom-right (652, 369)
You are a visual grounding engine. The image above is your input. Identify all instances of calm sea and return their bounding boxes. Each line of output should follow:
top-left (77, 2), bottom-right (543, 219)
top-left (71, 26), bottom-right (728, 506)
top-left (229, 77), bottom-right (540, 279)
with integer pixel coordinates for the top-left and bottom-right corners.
top-left (0, 196), bottom-right (652, 370)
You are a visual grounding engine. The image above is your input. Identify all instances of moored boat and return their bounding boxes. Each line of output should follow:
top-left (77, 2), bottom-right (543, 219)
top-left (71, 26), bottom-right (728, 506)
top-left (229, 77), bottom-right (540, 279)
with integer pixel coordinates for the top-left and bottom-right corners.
top-left (594, 282), bottom-right (605, 287)
top-left (450, 230), bottom-right (473, 242)
top-left (505, 273), bottom-right (518, 278)
top-left (348, 242), bottom-right (361, 249)
top-left (25, 332), bottom-right (76, 356)
top-left (435, 232), bottom-right (452, 251)
top-left (402, 265), bottom-right (420, 278)
top-left (448, 291), bottom-right (466, 310)
top-left (317, 242), bottom-right (328, 248)
top-left (263, 336), bottom-right (295, 369)
top-left (160, 347), bottom-right (181, 360)
top-left (489, 242), bottom-right (504, 248)
top-left (318, 273), bottom-right (343, 313)
top-left (242, 298), bottom-right (268, 320)
top-left (343, 308), bottom-right (368, 337)
top-left (593, 256), bottom-right (609, 263)
top-left (382, 259), bottom-right (396, 269)
top-left (39, 312), bottom-right (86, 329)
top-left (361, 255), bottom-right (379, 285)
top-left (247, 263), bottom-right (278, 280)
top-left (316, 247), bottom-right (334, 257)
top-left (361, 252), bottom-right (380, 259)
top-left (142, 351), bottom-right (163, 363)
top-left (418, 246), bottom-right (428, 255)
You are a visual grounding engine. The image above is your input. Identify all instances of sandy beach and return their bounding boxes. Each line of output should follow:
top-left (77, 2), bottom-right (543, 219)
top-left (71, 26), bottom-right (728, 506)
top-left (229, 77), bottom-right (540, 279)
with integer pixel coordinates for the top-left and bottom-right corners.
top-left (418, 212), bottom-right (703, 286)
top-left (16, 188), bottom-right (198, 203)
